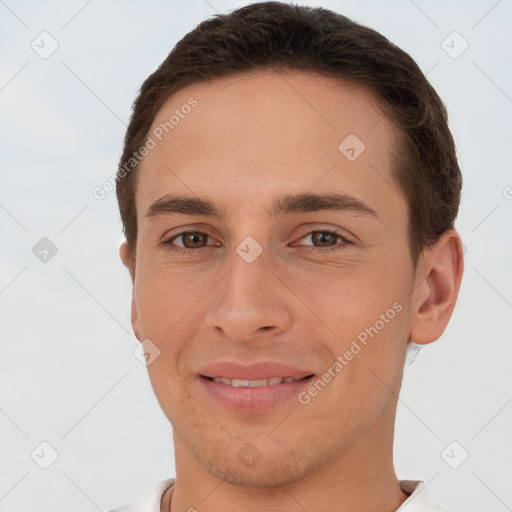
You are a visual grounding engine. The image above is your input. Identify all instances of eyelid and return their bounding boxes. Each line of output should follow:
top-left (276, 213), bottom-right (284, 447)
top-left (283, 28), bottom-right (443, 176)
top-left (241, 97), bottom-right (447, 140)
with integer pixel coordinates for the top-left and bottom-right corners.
top-left (159, 223), bottom-right (221, 243)
top-left (162, 221), bottom-right (353, 239)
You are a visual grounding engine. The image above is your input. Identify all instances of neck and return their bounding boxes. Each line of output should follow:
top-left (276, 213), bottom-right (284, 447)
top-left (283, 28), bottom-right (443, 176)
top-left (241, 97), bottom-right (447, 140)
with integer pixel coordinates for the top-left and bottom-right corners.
top-left (167, 405), bottom-right (408, 512)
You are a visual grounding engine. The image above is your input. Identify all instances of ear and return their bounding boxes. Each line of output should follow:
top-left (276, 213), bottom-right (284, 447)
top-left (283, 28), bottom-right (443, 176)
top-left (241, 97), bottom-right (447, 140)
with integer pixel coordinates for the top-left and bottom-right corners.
top-left (119, 242), bottom-right (142, 342)
top-left (119, 242), bottom-right (135, 283)
top-left (409, 229), bottom-right (464, 345)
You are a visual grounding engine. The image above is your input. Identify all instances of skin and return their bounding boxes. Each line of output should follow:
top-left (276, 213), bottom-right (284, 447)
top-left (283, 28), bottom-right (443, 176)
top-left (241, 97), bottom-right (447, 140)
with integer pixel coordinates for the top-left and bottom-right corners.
top-left (119, 68), bottom-right (464, 512)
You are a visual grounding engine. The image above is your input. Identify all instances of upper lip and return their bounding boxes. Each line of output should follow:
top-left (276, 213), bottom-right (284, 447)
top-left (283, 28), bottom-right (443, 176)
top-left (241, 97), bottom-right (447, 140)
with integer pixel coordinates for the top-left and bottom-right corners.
top-left (199, 361), bottom-right (314, 380)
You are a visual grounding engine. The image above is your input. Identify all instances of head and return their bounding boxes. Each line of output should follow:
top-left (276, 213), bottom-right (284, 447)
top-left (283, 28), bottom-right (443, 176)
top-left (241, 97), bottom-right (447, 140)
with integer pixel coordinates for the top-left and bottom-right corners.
top-left (117, 2), bottom-right (463, 488)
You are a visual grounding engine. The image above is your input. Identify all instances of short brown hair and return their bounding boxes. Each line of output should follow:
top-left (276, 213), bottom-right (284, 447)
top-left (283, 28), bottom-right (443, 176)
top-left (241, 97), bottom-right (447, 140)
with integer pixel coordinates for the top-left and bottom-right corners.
top-left (116, 1), bottom-right (462, 269)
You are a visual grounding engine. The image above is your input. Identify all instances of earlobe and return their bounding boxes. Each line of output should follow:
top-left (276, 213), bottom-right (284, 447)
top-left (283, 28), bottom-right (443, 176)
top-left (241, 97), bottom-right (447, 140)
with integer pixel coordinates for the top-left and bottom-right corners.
top-left (409, 230), bottom-right (464, 345)
top-left (119, 242), bottom-right (130, 268)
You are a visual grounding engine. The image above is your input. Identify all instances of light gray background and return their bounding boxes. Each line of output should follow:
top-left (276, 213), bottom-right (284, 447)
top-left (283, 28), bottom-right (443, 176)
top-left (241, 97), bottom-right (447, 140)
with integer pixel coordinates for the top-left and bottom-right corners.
top-left (1, 0), bottom-right (511, 511)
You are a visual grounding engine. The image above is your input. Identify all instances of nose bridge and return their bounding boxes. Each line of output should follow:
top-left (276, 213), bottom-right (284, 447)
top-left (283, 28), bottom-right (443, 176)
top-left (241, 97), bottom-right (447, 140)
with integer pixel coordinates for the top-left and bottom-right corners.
top-left (205, 234), bottom-right (291, 341)
top-left (230, 238), bottom-right (271, 302)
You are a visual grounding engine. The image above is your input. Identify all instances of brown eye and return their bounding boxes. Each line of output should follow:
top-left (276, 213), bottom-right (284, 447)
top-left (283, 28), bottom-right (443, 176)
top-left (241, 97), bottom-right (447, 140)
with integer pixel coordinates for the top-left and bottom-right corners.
top-left (309, 231), bottom-right (339, 247)
top-left (162, 231), bottom-right (215, 252)
top-left (296, 229), bottom-right (352, 254)
top-left (178, 232), bottom-right (208, 249)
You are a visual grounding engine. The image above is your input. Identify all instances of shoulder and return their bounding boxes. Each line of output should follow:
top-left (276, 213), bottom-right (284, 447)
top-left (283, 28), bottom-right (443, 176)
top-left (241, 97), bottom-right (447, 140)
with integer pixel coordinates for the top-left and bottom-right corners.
top-left (107, 478), bottom-right (175, 512)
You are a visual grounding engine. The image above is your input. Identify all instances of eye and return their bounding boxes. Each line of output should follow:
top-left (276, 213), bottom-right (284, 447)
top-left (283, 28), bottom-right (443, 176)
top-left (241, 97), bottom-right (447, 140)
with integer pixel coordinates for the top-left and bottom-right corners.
top-left (294, 229), bottom-right (352, 254)
top-left (160, 231), bottom-right (217, 255)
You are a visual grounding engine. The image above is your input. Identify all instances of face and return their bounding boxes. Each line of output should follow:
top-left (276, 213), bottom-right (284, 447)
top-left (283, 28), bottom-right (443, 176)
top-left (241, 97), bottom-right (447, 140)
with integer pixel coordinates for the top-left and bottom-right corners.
top-left (123, 69), bottom-right (426, 486)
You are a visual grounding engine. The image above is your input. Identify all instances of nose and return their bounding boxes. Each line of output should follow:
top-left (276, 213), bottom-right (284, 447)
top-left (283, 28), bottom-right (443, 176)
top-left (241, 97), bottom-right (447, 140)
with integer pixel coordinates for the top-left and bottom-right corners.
top-left (204, 248), bottom-right (292, 343)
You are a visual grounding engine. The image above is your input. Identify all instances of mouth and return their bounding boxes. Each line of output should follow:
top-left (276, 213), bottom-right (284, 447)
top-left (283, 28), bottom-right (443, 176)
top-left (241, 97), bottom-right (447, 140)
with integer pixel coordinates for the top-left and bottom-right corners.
top-left (201, 375), bottom-right (315, 387)
top-left (198, 372), bottom-right (316, 411)
top-left (197, 361), bottom-right (316, 411)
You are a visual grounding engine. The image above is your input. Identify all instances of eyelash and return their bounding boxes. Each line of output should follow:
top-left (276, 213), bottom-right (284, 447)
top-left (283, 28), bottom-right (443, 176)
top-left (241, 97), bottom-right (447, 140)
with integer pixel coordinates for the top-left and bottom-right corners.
top-left (160, 229), bottom-right (352, 256)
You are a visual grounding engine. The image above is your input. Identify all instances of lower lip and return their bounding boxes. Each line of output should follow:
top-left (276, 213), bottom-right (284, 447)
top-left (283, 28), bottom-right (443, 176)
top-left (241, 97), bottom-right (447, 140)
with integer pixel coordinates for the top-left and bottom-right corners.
top-left (199, 376), bottom-right (314, 412)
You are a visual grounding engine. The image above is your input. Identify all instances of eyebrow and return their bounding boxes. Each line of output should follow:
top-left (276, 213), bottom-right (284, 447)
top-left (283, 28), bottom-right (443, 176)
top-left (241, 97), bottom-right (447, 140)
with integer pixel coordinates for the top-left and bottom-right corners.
top-left (146, 192), bottom-right (378, 220)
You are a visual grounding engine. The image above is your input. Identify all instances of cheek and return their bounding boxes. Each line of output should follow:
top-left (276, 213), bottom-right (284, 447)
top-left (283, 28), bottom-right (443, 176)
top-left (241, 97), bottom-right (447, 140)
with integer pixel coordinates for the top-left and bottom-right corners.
top-left (135, 268), bottom-right (205, 421)
top-left (134, 266), bottom-right (207, 337)
top-left (295, 262), bottom-right (406, 342)
top-left (304, 261), bottom-right (410, 402)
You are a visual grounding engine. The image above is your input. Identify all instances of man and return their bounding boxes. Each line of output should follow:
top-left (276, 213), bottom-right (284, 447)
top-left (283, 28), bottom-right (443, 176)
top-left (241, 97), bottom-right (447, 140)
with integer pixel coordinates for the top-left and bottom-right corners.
top-left (111, 2), bottom-right (463, 511)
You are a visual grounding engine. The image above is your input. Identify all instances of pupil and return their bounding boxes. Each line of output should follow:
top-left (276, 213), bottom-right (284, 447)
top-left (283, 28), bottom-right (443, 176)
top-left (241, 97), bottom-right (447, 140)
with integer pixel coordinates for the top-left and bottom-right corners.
top-left (184, 232), bottom-right (205, 248)
top-left (313, 232), bottom-right (335, 246)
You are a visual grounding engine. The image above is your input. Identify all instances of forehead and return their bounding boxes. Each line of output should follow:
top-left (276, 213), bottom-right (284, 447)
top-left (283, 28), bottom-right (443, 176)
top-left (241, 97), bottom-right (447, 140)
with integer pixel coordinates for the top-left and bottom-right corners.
top-left (136, 68), bottom-right (405, 225)
top-left (148, 68), bottom-right (393, 159)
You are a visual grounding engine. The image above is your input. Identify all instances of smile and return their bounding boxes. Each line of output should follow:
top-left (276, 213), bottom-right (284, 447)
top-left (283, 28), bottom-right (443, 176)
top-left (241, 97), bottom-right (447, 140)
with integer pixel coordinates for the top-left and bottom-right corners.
top-left (205, 376), bottom-right (308, 387)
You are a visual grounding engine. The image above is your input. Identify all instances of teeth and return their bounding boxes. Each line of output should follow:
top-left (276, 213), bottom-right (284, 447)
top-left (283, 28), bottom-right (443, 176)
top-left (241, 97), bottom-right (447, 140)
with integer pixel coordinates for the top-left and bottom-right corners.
top-left (211, 376), bottom-right (300, 387)
top-left (232, 379), bottom-right (251, 387)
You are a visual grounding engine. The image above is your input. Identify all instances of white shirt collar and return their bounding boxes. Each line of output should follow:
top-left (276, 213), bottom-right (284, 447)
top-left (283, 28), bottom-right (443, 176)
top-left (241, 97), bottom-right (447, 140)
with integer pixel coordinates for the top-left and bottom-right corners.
top-left (108, 478), bottom-right (450, 512)
top-left (397, 480), bottom-right (450, 511)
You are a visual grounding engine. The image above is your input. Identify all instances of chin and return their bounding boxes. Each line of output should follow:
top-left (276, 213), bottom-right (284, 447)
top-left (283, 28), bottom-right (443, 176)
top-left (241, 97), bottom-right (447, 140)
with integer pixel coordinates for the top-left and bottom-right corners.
top-left (196, 442), bottom-right (314, 488)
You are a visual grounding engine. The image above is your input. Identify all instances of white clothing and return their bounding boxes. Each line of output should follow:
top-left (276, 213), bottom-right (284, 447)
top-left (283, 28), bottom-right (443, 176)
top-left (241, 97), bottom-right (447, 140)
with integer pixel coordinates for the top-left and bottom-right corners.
top-left (108, 478), bottom-right (451, 511)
